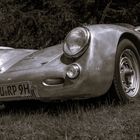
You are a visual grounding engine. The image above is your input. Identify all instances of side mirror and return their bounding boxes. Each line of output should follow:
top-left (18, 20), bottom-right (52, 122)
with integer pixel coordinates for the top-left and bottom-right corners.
top-left (134, 26), bottom-right (140, 32)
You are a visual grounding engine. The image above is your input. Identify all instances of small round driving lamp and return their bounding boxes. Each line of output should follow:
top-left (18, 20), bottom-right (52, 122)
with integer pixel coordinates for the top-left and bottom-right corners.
top-left (63, 27), bottom-right (90, 58)
top-left (66, 64), bottom-right (80, 79)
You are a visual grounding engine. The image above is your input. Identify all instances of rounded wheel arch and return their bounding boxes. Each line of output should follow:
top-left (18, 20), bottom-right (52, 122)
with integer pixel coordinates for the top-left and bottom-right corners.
top-left (107, 37), bottom-right (140, 103)
top-left (119, 33), bottom-right (140, 55)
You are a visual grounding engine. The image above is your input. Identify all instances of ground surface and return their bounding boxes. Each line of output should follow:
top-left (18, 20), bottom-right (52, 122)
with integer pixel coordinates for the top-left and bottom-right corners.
top-left (0, 99), bottom-right (140, 140)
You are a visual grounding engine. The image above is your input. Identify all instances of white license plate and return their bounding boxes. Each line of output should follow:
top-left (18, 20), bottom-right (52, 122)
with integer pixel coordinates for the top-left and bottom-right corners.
top-left (0, 81), bottom-right (36, 98)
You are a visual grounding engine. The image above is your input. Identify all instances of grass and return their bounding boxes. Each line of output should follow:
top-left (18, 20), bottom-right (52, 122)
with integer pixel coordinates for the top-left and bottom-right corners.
top-left (0, 99), bottom-right (140, 140)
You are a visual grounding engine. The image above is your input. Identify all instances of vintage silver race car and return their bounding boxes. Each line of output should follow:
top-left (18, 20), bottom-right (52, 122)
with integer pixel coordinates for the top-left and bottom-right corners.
top-left (0, 24), bottom-right (140, 103)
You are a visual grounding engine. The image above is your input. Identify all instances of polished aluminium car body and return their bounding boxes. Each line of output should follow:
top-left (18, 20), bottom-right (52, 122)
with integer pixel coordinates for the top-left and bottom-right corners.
top-left (0, 24), bottom-right (140, 102)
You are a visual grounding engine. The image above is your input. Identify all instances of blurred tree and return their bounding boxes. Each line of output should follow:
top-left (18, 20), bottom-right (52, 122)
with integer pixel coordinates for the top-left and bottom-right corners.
top-left (0, 0), bottom-right (139, 49)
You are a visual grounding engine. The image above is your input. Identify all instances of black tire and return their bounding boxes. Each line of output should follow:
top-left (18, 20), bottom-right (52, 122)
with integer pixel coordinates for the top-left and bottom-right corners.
top-left (111, 39), bottom-right (140, 103)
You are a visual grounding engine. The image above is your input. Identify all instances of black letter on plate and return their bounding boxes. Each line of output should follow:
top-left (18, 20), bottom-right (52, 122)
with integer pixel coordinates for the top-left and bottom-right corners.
top-left (7, 86), bottom-right (13, 95)
top-left (12, 85), bottom-right (17, 95)
top-left (23, 84), bottom-right (30, 95)
top-left (0, 87), bottom-right (4, 96)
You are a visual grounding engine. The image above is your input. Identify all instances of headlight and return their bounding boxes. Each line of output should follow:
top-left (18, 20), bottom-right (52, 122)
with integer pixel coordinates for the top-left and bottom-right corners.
top-left (66, 64), bottom-right (80, 79)
top-left (63, 27), bottom-right (90, 58)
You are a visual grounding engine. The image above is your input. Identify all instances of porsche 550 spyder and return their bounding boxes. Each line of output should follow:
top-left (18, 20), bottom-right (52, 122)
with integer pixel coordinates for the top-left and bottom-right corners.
top-left (0, 24), bottom-right (140, 103)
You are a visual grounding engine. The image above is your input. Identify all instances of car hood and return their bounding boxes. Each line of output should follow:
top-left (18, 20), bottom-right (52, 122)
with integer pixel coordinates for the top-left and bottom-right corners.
top-left (4, 44), bottom-right (63, 73)
top-left (0, 49), bottom-right (37, 73)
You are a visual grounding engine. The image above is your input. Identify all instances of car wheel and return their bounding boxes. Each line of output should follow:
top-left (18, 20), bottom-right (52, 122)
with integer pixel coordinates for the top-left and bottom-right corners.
top-left (111, 39), bottom-right (140, 103)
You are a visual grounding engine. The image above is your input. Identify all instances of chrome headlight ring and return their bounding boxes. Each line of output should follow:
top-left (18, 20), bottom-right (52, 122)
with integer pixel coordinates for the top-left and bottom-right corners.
top-left (63, 27), bottom-right (90, 58)
top-left (66, 63), bottom-right (81, 79)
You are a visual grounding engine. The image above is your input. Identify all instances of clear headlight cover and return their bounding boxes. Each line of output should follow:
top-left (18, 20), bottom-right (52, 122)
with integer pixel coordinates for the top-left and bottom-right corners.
top-left (63, 27), bottom-right (90, 58)
top-left (66, 64), bottom-right (80, 79)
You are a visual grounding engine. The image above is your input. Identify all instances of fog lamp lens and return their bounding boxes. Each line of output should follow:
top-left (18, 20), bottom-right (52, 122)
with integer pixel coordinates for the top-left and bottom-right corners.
top-left (66, 64), bottom-right (80, 79)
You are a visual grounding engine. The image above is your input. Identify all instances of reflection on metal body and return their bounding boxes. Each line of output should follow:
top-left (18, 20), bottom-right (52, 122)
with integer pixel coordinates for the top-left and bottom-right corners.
top-left (0, 24), bottom-right (140, 102)
top-left (135, 26), bottom-right (140, 32)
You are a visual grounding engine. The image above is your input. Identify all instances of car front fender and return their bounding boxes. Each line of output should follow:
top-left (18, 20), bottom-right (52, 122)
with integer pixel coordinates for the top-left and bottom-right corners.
top-left (84, 25), bottom-right (126, 96)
